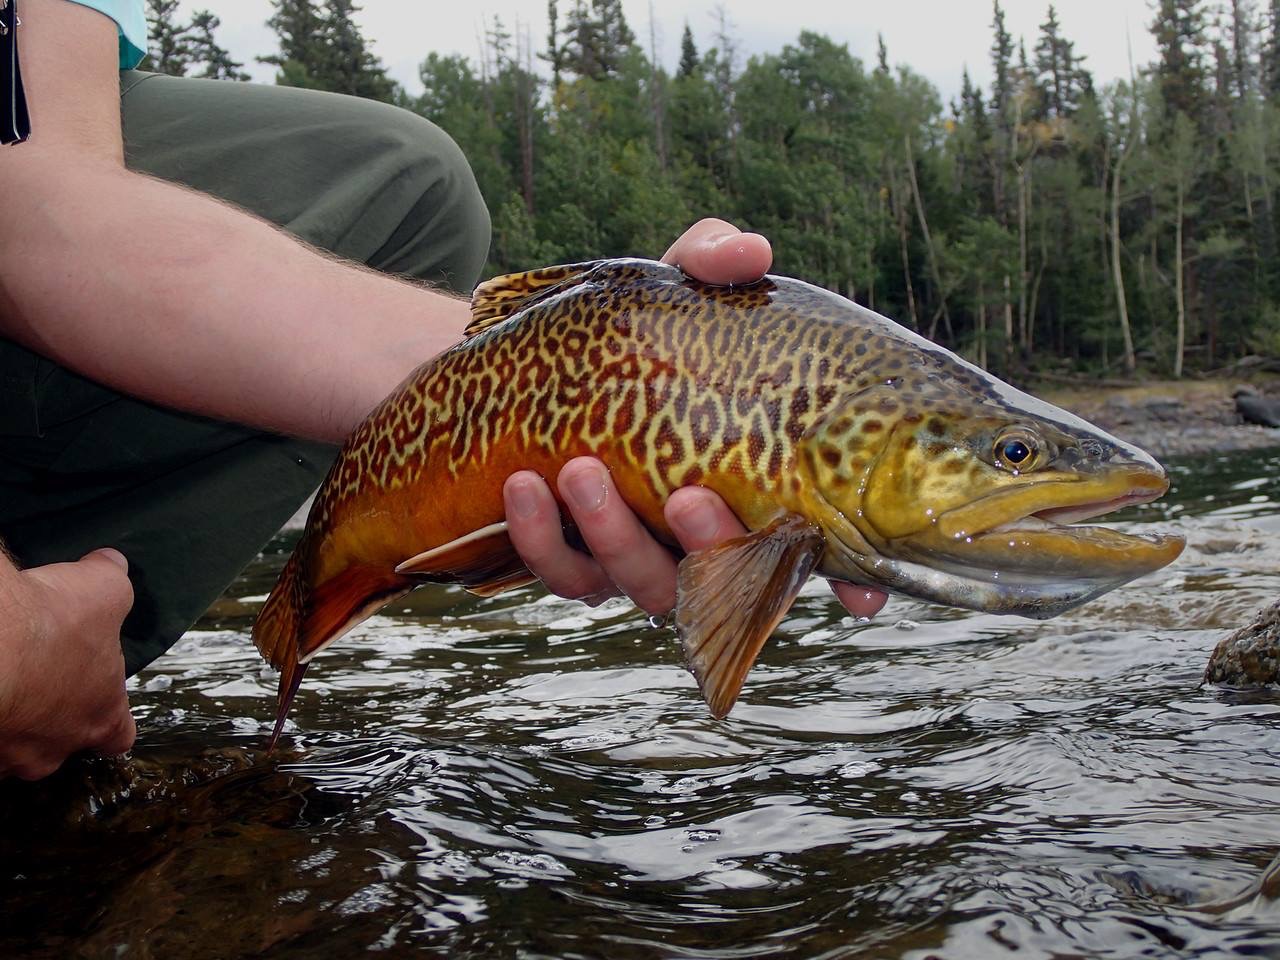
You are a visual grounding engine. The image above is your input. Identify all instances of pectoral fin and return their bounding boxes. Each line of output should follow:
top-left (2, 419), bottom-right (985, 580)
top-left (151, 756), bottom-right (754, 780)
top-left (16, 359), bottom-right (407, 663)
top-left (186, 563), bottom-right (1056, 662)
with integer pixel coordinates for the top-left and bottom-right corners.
top-left (396, 521), bottom-right (539, 597)
top-left (674, 514), bottom-right (825, 719)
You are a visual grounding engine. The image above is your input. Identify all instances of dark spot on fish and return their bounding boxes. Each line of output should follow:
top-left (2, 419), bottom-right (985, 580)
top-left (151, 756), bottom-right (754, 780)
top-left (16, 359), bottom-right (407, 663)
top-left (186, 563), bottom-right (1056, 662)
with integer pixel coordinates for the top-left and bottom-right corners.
top-left (927, 418), bottom-right (947, 436)
top-left (940, 458), bottom-right (965, 475)
top-left (747, 423), bottom-right (767, 466)
top-left (767, 444), bottom-right (782, 477)
top-left (927, 442), bottom-right (948, 458)
top-left (831, 417), bottom-right (853, 435)
top-left (821, 446), bottom-right (842, 468)
top-left (862, 420), bottom-right (883, 434)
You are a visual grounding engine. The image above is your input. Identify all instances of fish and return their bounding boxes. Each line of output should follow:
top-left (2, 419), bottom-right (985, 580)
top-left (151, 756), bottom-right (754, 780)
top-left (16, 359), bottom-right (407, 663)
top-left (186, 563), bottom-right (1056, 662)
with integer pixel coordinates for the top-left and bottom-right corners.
top-left (253, 258), bottom-right (1184, 741)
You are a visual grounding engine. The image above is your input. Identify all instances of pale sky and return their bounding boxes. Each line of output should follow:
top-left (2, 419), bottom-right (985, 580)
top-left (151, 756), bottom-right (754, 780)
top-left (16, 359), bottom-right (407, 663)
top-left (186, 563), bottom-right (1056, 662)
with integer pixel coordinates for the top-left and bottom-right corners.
top-left (194, 0), bottom-right (1161, 102)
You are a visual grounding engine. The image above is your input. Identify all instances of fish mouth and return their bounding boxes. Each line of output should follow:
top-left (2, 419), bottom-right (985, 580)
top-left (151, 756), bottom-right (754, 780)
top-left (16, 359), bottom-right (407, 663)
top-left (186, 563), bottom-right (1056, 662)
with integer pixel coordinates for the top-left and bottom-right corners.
top-left (878, 465), bottom-right (1185, 616)
top-left (896, 463), bottom-right (1182, 591)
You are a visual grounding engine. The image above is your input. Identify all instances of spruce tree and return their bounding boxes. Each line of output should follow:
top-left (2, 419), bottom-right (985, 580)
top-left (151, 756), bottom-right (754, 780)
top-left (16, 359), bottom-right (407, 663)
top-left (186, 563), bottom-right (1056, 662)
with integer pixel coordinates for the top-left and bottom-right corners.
top-left (143, 0), bottom-right (247, 80)
top-left (678, 24), bottom-right (699, 79)
top-left (989, 0), bottom-right (1013, 124)
top-left (1263, 0), bottom-right (1280, 95)
top-left (261, 0), bottom-right (396, 102)
top-left (1034, 5), bottom-right (1092, 119)
top-left (1150, 0), bottom-right (1209, 120)
top-left (540, 0), bottom-right (566, 87)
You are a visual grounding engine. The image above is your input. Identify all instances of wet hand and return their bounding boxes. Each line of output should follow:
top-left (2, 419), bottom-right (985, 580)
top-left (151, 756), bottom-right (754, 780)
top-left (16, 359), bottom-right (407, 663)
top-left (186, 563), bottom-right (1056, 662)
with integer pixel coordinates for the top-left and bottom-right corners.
top-left (503, 220), bottom-right (889, 621)
top-left (0, 548), bottom-right (137, 780)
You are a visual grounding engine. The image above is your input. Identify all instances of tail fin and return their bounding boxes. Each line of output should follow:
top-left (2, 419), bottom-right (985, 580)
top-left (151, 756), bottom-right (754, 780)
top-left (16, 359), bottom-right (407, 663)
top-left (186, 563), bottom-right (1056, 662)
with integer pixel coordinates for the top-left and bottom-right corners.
top-left (253, 551), bottom-right (310, 749)
top-left (253, 551), bottom-right (411, 749)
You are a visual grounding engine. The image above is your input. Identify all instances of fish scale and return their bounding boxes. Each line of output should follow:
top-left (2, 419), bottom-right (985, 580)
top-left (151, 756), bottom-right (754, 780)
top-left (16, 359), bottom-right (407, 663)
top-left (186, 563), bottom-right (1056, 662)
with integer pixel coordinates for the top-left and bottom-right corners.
top-left (254, 258), bottom-right (1183, 744)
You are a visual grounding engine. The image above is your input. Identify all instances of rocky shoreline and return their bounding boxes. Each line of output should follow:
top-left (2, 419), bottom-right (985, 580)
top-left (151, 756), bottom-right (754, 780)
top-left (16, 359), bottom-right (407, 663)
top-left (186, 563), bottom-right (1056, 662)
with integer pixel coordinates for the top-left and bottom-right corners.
top-left (1044, 379), bottom-right (1280, 460)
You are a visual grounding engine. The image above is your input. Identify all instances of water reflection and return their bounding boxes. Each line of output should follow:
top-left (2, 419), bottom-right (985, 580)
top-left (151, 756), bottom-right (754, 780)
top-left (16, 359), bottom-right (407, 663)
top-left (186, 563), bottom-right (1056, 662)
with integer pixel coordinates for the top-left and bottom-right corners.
top-left (3, 447), bottom-right (1280, 957)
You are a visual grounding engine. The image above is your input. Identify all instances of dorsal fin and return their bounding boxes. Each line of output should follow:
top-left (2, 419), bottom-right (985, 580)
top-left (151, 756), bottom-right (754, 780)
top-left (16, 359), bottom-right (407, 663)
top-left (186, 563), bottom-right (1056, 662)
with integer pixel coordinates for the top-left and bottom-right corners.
top-left (466, 260), bottom-right (604, 337)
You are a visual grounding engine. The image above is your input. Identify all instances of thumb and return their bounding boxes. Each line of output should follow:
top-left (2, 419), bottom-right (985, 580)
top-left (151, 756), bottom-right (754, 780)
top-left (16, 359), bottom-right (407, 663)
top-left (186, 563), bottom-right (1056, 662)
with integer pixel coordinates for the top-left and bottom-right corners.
top-left (84, 547), bottom-right (128, 573)
top-left (71, 548), bottom-right (136, 620)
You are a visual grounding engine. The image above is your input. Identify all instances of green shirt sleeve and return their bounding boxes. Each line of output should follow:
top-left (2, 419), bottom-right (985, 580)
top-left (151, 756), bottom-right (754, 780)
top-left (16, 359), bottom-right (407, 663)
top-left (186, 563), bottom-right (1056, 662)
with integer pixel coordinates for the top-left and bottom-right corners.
top-left (67, 0), bottom-right (147, 69)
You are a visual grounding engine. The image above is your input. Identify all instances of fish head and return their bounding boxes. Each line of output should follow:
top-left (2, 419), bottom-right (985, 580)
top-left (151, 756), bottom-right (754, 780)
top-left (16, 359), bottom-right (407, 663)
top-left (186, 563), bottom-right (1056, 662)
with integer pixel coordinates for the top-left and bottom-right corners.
top-left (798, 376), bottom-right (1185, 618)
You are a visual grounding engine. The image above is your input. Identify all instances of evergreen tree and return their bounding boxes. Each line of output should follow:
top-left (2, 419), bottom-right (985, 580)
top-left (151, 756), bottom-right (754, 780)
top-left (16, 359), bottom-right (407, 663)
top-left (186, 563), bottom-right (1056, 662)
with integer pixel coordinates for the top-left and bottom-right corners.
top-left (559, 0), bottom-right (636, 80)
top-left (1264, 0), bottom-right (1280, 95)
top-left (540, 0), bottom-right (566, 88)
top-left (1150, 0), bottom-right (1209, 121)
top-left (143, 0), bottom-right (248, 80)
top-left (261, 0), bottom-right (396, 102)
top-left (678, 24), bottom-right (699, 78)
top-left (989, 0), bottom-right (1014, 124)
top-left (1034, 5), bottom-right (1092, 119)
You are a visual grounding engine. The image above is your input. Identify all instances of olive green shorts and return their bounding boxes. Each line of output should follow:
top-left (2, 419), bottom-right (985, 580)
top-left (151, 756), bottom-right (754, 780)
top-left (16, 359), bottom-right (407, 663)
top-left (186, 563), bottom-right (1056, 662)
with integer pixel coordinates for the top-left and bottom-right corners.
top-left (0, 72), bottom-right (490, 674)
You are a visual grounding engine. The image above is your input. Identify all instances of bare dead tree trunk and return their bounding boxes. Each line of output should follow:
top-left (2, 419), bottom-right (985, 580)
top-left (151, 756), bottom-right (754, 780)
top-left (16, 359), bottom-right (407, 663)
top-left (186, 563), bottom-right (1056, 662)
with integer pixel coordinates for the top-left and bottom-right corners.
top-left (647, 3), bottom-right (667, 172)
top-left (1174, 177), bottom-right (1186, 378)
top-left (1027, 216), bottom-right (1048, 356)
top-left (977, 278), bottom-right (988, 370)
top-left (1003, 273), bottom-right (1014, 373)
top-left (1110, 124), bottom-right (1137, 374)
top-left (887, 160), bottom-right (919, 329)
top-left (516, 25), bottom-right (536, 215)
top-left (904, 135), bottom-right (950, 340)
top-left (1017, 164), bottom-right (1029, 355)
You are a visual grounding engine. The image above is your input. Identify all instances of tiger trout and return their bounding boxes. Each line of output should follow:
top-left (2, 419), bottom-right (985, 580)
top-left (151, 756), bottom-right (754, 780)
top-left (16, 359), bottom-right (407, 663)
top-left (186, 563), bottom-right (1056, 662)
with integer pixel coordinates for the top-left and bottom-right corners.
top-left (254, 258), bottom-right (1184, 742)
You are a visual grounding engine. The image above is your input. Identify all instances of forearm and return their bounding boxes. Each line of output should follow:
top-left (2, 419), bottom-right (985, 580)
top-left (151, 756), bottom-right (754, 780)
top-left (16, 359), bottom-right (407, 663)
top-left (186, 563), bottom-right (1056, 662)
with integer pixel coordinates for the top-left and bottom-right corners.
top-left (0, 160), bottom-right (471, 442)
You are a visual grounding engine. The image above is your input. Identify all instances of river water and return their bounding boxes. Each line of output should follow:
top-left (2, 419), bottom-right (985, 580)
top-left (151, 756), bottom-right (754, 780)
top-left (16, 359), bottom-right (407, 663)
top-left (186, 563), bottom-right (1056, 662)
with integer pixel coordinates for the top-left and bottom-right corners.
top-left (3, 447), bottom-right (1280, 958)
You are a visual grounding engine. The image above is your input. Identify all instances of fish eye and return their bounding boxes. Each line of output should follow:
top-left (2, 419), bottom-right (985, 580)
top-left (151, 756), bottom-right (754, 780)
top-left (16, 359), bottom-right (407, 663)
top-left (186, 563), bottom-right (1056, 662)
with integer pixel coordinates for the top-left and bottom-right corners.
top-left (993, 430), bottom-right (1041, 471)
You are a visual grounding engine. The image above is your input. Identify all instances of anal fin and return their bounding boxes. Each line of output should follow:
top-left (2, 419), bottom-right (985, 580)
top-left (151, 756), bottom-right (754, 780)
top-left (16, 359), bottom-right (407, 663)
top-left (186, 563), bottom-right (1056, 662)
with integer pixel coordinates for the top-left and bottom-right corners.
top-left (396, 521), bottom-right (539, 597)
top-left (674, 514), bottom-right (825, 719)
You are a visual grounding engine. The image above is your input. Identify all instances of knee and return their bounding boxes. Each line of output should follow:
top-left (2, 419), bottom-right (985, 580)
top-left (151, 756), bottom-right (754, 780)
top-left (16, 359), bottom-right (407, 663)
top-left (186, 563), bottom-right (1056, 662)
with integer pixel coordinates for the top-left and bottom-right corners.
top-left (365, 108), bottom-right (492, 293)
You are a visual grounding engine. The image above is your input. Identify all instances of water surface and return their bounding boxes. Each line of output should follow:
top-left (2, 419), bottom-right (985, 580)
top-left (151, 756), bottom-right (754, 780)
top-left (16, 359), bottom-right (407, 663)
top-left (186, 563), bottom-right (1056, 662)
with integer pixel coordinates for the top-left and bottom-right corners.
top-left (3, 447), bottom-right (1280, 958)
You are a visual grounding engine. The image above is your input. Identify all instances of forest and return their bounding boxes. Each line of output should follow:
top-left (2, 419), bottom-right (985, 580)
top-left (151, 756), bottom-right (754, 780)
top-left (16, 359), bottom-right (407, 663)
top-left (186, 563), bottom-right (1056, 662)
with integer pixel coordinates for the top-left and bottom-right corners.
top-left (144, 0), bottom-right (1280, 381)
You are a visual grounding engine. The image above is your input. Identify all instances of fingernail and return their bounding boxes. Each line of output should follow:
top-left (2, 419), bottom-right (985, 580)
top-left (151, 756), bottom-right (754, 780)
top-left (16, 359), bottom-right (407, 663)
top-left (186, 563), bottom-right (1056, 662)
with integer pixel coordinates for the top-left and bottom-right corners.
top-left (673, 498), bottom-right (719, 542)
top-left (95, 548), bottom-right (128, 572)
top-left (564, 466), bottom-right (607, 513)
top-left (507, 478), bottom-right (540, 519)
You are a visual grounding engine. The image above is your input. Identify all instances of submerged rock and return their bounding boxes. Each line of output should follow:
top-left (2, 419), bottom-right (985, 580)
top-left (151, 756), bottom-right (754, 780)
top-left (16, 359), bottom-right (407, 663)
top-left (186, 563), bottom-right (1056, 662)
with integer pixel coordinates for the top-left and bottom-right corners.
top-left (1205, 599), bottom-right (1280, 687)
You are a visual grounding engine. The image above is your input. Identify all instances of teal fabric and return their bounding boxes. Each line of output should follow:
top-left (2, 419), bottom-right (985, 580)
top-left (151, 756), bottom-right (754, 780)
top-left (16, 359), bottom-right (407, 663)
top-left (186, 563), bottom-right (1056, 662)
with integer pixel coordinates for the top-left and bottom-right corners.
top-left (69, 0), bottom-right (147, 68)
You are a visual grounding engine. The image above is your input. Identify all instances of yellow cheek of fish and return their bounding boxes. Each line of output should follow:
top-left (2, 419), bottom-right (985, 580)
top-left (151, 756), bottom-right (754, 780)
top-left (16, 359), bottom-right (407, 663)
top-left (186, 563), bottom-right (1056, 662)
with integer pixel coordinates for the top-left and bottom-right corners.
top-left (860, 426), bottom-right (1005, 540)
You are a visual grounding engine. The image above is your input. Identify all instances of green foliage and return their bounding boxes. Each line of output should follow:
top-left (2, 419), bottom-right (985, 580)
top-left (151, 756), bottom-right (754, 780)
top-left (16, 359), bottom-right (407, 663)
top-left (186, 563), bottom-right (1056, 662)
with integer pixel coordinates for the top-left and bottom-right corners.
top-left (271, 0), bottom-right (1280, 377)
top-left (261, 0), bottom-right (397, 102)
top-left (142, 0), bottom-right (248, 80)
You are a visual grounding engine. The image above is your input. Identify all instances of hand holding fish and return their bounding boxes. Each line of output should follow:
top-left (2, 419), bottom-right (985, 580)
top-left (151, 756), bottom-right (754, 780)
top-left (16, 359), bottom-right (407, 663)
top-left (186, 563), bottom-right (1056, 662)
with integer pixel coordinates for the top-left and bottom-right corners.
top-left (503, 219), bottom-right (890, 621)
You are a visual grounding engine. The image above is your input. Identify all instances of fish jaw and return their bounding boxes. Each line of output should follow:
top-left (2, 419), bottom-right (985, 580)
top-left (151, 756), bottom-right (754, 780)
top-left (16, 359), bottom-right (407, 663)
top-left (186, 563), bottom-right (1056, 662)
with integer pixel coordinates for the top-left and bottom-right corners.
top-left (808, 460), bottom-right (1184, 618)
top-left (892, 461), bottom-right (1183, 603)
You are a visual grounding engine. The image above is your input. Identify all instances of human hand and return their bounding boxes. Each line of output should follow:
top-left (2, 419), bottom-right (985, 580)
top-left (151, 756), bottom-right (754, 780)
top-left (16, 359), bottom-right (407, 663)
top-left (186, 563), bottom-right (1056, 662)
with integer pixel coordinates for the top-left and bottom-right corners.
top-left (0, 548), bottom-right (137, 780)
top-left (503, 219), bottom-right (889, 621)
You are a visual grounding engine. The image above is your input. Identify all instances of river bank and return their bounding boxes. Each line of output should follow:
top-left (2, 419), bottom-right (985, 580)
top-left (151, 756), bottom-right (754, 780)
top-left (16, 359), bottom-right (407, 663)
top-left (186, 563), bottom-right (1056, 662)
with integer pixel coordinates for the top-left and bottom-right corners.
top-left (1042, 377), bottom-right (1280, 459)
